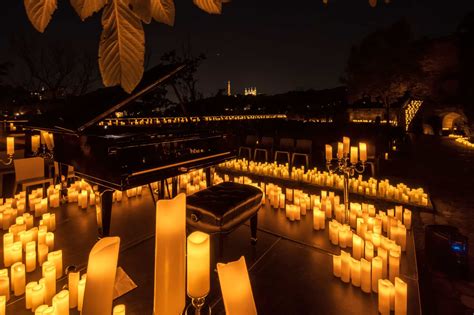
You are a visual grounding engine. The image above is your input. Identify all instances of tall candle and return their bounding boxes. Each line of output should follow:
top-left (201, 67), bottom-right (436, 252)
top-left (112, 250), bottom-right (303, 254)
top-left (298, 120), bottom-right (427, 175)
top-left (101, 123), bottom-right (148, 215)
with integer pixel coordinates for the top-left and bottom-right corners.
top-left (389, 250), bottom-right (400, 282)
top-left (378, 247), bottom-right (388, 279)
top-left (82, 237), bottom-right (120, 315)
top-left (6, 137), bottom-right (14, 156)
top-left (333, 255), bottom-right (341, 278)
top-left (26, 251), bottom-right (36, 272)
top-left (216, 256), bottom-right (257, 315)
top-left (68, 271), bottom-right (79, 308)
top-left (42, 261), bottom-right (56, 304)
top-left (52, 290), bottom-right (70, 315)
top-left (378, 279), bottom-right (394, 315)
top-left (11, 262), bottom-right (26, 296)
top-left (337, 142), bottom-right (343, 159)
top-left (77, 277), bottom-right (86, 312)
top-left (187, 231), bottom-right (210, 299)
top-left (365, 241), bottom-right (374, 261)
top-left (351, 258), bottom-right (361, 287)
top-left (371, 256), bottom-right (383, 293)
top-left (352, 234), bottom-right (364, 260)
top-left (31, 283), bottom-right (45, 311)
top-left (325, 144), bottom-right (332, 161)
top-left (359, 143), bottom-right (367, 162)
top-left (340, 251), bottom-right (351, 283)
top-left (48, 250), bottom-right (63, 279)
top-left (10, 242), bottom-right (22, 265)
top-left (350, 146), bottom-right (358, 164)
top-left (46, 232), bottom-right (54, 251)
top-left (395, 277), bottom-right (407, 315)
top-left (343, 137), bottom-right (350, 155)
top-left (31, 135), bottom-right (40, 152)
top-left (26, 281), bottom-right (37, 309)
top-left (403, 210), bottom-right (412, 230)
top-left (0, 273), bottom-right (9, 301)
top-left (38, 244), bottom-right (49, 266)
top-left (0, 296), bottom-right (4, 315)
top-left (154, 194), bottom-right (186, 315)
top-left (360, 258), bottom-right (371, 293)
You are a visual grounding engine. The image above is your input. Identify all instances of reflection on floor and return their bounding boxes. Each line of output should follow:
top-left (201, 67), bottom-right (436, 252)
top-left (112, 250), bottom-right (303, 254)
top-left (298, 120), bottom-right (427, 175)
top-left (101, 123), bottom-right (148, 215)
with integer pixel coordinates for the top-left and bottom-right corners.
top-left (5, 186), bottom-right (421, 315)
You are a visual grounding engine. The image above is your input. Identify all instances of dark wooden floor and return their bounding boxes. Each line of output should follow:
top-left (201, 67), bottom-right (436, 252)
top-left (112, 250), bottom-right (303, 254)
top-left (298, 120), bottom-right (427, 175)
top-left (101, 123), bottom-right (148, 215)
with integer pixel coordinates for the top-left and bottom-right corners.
top-left (5, 187), bottom-right (421, 315)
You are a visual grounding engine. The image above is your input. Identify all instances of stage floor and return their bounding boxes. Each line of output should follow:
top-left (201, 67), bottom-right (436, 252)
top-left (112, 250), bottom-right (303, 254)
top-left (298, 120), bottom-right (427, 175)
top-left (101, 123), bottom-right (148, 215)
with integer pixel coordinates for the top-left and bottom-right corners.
top-left (5, 186), bottom-right (421, 315)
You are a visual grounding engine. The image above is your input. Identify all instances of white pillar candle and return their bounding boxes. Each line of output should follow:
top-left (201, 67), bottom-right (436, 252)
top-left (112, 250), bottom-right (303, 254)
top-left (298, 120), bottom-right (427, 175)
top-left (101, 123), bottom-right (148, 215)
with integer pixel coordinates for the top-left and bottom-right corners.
top-left (52, 290), bottom-right (70, 315)
top-left (26, 281), bottom-right (37, 309)
top-left (42, 261), bottom-right (56, 304)
top-left (82, 237), bottom-right (120, 315)
top-left (371, 256), bottom-right (383, 293)
top-left (337, 142), bottom-right (343, 158)
top-left (68, 271), bottom-right (79, 308)
top-left (154, 194), bottom-right (186, 315)
top-left (403, 210), bottom-right (412, 230)
top-left (10, 242), bottom-right (22, 265)
top-left (0, 272), bottom-right (10, 301)
top-left (360, 258), bottom-right (371, 293)
top-left (38, 244), bottom-right (49, 266)
top-left (365, 241), bottom-right (374, 261)
top-left (395, 277), bottom-right (408, 315)
top-left (6, 137), bottom-right (14, 156)
top-left (350, 146), bottom-right (358, 164)
top-left (333, 255), bottom-right (341, 278)
top-left (77, 277), bottom-right (86, 312)
top-left (0, 296), bottom-right (4, 315)
top-left (378, 279), bottom-right (394, 315)
top-left (38, 230), bottom-right (47, 245)
top-left (279, 194), bottom-right (285, 209)
top-left (31, 283), bottom-right (45, 312)
top-left (389, 250), bottom-right (400, 282)
top-left (343, 137), bottom-right (350, 155)
top-left (340, 251), bottom-right (351, 283)
top-left (350, 258), bottom-right (361, 287)
top-left (216, 256), bottom-right (257, 315)
top-left (48, 250), bottom-right (63, 279)
top-left (378, 247), bottom-right (388, 279)
top-left (113, 304), bottom-right (126, 315)
top-left (11, 262), bottom-right (26, 296)
top-left (35, 305), bottom-right (49, 315)
top-left (329, 221), bottom-right (340, 245)
top-left (325, 144), bottom-right (333, 161)
top-left (26, 251), bottom-right (36, 272)
top-left (359, 142), bottom-right (367, 162)
top-left (187, 231), bottom-right (210, 299)
top-left (42, 306), bottom-right (56, 315)
top-left (46, 232), bottom-right (54, 251)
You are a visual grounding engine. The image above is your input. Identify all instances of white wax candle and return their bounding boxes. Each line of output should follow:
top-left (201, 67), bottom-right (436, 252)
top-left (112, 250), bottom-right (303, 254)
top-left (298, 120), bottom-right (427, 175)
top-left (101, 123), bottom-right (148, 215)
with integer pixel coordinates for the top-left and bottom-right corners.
top-left (403, 210), bottom-right (412, 230)
top-left (360, 258), bottom-right (371, 293)
top-left (11, 262), bottom-right (26, 296)
top-left (340, 251), bottom-right (351, 283)
top-left (187, 231), bottom-right (210, 299)
top-left (113, 304), bottom-right (126, 315)
top-left (325, 144), bottom-right (332, 161)
top-left (350, 146), bottom-right (358, 164)
top-left (378, 247), bottom-right (388, 279)
top-left (77, 277), bottom-right (86, 312)
top-left (337, 142), bottom-right (343, 158)
top-left (10, 242), bottom-right (22, 265)
top-left (38, 244), bottom-right (49, 266)
top-left (371, 256), bottom-right (383, 293)
top-left (31, 283), bottom-right (45, 312)
top-left (350, 258), bottom-right (361, 287)
top-left (0, 296), bottom-right (4, 315)
top-left (378, 279), bottom-right (394, 315)
top-left (52, 290), bottom-right (69, 315)
top-left (42, 261), bottom-right (56, 304)
top-left (26, 251), bottom-right (36, 272)
top-left (26, 281), bottom-right (37, 309)
top-left (333, 255), bottom-right (341, 278)
top-left (343, 137), bottom-right (350, 154)
top-left (48, 250), bottom-right (63, 279)
top-left (389, 250), bottom-right (400, 282)
top-left (68, 271), bottom-right (79, 308)
top-left (0, 273), bottom-right (10, 301)
top-left (6, 137), bottom-right (14, 156)
top-left (365, 241), bottom-right (374, 261)
top-left (46, 232), bottom-right (54, 251)
top-left (359, 142), bottom-right (367, 162)
top-left (352, 234), bottom-right (364, 260)
top-left (395, 277), bottom-right (408, 315)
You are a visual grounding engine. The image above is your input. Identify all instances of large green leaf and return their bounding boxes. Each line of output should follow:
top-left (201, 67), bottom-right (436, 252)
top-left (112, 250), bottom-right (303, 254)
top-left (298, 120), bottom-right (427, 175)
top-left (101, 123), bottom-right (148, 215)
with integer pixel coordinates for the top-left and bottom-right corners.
top-left (151, 0), bottom-right (175, 26)
top-left (70, 0), bottom-right (107, 20)
top-left (24, 0), bottom-right (57, 33)
top-left (99, 0), bottom-right (145, 93)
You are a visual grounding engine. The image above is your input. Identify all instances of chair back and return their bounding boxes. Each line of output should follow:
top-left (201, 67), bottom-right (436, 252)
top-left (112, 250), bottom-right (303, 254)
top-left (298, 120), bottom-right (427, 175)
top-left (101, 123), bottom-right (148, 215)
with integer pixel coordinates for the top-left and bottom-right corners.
top-left (14, 157), bottom-right (45, 183)
top-left (279, 138), bottom-right (295, 151)
top-left (261, 137), bottom-right (274, 148)
top-left (244, 135), bottom-right (257, 146)
top-left (295, 139), bottom-right (312, 153)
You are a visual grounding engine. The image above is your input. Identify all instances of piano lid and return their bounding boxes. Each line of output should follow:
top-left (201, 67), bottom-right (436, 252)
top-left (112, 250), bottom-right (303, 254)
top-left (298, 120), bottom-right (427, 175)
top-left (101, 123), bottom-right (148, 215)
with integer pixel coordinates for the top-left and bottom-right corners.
top-left (27, 63), bottom-right (186, 134)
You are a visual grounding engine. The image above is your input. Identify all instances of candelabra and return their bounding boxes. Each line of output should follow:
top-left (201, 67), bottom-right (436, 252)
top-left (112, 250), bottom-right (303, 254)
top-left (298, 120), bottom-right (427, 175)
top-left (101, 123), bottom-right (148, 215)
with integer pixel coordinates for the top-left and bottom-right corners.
top-left (0, 153), bottom-right (13, 165)
top-left (32, 144), bottom-right (54, 160)
top-left (326, 154), bottom-right (366, 225)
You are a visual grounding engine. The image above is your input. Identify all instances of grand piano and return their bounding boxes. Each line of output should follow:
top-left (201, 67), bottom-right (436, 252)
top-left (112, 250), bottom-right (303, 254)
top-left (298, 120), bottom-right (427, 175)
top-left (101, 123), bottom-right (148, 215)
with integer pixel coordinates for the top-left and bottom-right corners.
top-left (23, 63), bottom-right (237, 237)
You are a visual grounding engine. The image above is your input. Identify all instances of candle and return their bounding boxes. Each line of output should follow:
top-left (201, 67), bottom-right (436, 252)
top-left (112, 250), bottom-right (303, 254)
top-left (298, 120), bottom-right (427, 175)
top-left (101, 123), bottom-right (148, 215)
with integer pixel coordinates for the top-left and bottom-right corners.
top-left (26, 281), bottom-right (37, 309)
top-left (378, 279), bottom-right (394, 315)
top-left (371, 256), bottom-right (383, 293)
top-left (35, 305), bottom-right (49, 315)
top-left (0, 272), bottom-right (9, 301)
top-left (78, 277), bottom-right (86, 312)
top-left (337, 142), bottom-right (343, 159)
top-left (52, 290), bottom-right (70, 315)
top-left (378, 247), bottom-right (388, 279)
top-left (360, 258), bottom-right (371, 293)
top-left (216, 256), bottom-right (257, 315)
top-left (350, 258), bottom-right (361, 287)
top-left (187, 231), bottom-right (210, 299)
top-left (10, 242), bottom-right (22, 265)
top-left (389, 250), bottom-right (400, 282)
top-left (42, 306), bottom-right (56, 315)
top-left (403, 210), bottom-right (412, 230)
top-left (352, 234), bottom-right (364, 260)
top-left (6, 137), bottom-right (14, 156)
top-left (154, 194), bottom-right (186, 315)
top-left (365, 241), bottom-right (374, 261)
top-left (38, 244), bottom-right (49, 266)
top-left (325, 144), bottom-right (332, 161)
top-left (359, 143), bottom-right (367, 162)
top-left (43, 261), bottom-right (56, 304)
top-left (340, 251), bottom-right (351, 283)
top-left (68, 271), bottom-right (79, 308)
top-left (395, 277), bottom-right (407, 315)
top-left (46, 232), bottom-right (54, 251)
top-left (31, 283), bottom-right (45, 311)
top-left (333, 255), bottom-right (341, 278)
top-left (48, 250), bottom-right (63, 279)
top-left (113, 304), bottom-right (126, 315)
top-left (31, 135), bottom-right (40, 152)
top-left (11, 262), bottom-right (26, 296)
top-left (350, 146), bottom-right (358, 164)
top-left (343, 137), bottom-right (350, 155)
top-left (0, 296), bottom-right (4, 315)
top-left (26, 251), bottom-right (36, 272)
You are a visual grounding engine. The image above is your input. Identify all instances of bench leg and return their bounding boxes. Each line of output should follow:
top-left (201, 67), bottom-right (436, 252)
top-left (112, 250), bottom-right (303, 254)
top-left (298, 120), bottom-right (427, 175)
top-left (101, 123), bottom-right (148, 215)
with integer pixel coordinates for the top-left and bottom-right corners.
top-left (250, 215), bottom-right (258, 245)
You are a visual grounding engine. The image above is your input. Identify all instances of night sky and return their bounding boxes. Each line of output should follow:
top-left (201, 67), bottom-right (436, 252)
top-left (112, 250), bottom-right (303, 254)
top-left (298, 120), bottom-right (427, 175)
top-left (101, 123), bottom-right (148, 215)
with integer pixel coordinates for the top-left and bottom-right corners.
top-left (1, 0), bottom-right (474, 97)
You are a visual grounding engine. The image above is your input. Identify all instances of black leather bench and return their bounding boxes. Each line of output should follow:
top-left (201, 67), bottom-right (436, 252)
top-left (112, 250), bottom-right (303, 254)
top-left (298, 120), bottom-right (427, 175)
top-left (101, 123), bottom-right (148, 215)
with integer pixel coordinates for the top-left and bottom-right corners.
top-left (186, 182), bottom-right (263, 258)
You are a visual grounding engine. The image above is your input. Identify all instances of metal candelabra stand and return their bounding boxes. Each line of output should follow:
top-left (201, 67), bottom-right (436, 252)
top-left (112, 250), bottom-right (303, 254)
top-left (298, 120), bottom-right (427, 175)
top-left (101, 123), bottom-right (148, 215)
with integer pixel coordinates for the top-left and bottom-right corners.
top-left (32, 144), bottom-right (54, 160)
top-left (326, 155), bottom-right (366, 225)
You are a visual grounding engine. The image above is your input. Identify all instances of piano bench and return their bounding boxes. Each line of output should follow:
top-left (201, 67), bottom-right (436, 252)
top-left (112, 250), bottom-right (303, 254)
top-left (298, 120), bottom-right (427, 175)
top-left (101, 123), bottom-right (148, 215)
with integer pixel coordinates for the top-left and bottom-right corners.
top-left (186, 182), bottom-right (263, 259)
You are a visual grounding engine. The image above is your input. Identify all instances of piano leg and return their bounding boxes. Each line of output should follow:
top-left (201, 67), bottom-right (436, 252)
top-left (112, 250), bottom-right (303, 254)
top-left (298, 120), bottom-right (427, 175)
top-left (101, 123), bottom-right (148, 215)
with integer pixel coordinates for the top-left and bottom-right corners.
top-left (206, 167), bottom-right (212, 187)
top-left (96, 189), bottom-right (113, 238)
top-left (172, 177), bottom-right (178, 197)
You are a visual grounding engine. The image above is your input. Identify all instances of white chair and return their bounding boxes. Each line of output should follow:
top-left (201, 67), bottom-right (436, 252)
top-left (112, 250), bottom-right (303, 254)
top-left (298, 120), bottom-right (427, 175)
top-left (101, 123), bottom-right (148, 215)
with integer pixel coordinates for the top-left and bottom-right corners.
top-left (53, 161), bottom-right (75, 184)
top-left (13, 157), bottom-right (54, 196)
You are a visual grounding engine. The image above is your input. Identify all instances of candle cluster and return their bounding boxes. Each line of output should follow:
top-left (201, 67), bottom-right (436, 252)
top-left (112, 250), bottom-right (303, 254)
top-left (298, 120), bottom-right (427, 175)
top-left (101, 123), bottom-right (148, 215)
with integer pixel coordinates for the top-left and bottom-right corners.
top-left (179, 170), bottom-right (208, 195)
top-left (325, 137), bottom-right (367, 163)
top-left (219, 159), bottom-right (430, 207)
top-left (455, 137), bottom-right (474, 148)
